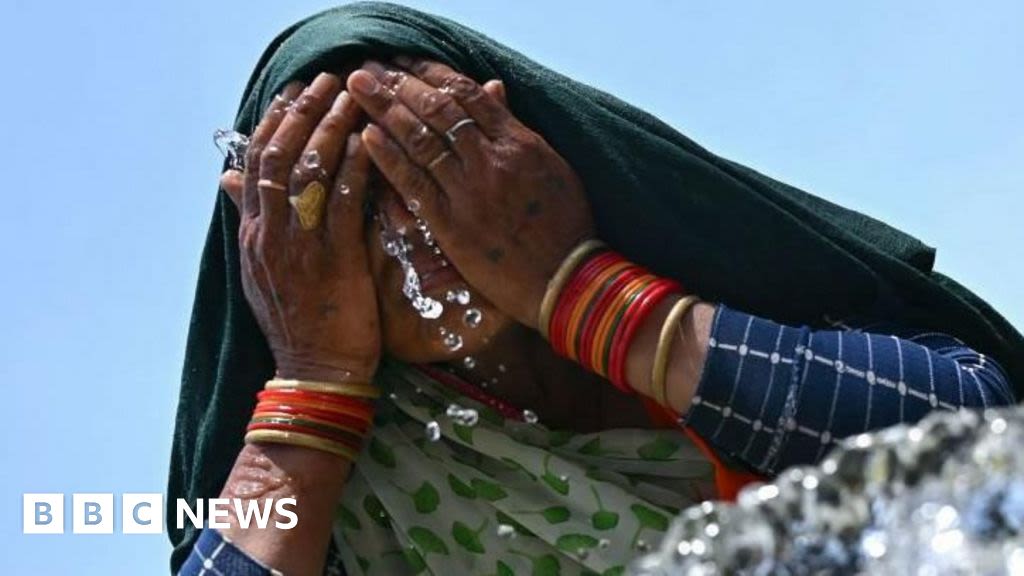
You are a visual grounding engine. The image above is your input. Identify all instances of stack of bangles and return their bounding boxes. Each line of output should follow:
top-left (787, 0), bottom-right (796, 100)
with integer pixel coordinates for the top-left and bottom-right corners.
top-left (539, 240), bottom-right (703, 406)
top-left (244, 379), bottom-right (379, 463)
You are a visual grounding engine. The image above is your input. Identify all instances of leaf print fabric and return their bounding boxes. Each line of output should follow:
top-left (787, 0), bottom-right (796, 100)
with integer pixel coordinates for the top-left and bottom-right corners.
top-left (331, 363), bottom-right (716, 575)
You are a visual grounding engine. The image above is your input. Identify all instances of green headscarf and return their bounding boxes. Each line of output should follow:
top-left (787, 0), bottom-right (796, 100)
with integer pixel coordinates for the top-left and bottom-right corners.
top-left (167, 2), bottom-right (1023, 572)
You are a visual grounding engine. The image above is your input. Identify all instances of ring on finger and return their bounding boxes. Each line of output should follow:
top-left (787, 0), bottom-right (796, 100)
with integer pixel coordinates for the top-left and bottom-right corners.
top-left (444, 118), bottom-right (477, 144)
top-left (289, 180), bottom-right (328, 230)
top-left (427, 149), bottom-right (453, 171)
top-left (257, 178), bottom-right (288, 192)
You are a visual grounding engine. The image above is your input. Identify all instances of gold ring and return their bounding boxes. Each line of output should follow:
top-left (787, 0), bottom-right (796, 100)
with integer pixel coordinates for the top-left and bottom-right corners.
top-left (288, 181), bottom-right (327, 230)
top-left (257, 178), bottom-right (288, 192)
top-left (427, 150), bottom-right (452, 170)
top-left (444, 118), bottom-right (477, 144)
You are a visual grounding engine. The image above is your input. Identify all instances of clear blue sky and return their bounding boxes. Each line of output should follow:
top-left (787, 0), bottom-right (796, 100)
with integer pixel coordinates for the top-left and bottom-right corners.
top-left (2, 1), bottom-right (1020, 573)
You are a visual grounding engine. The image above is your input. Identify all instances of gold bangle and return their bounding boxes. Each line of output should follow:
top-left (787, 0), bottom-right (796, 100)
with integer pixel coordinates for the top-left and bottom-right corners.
top-left (265, 378), bottom-right (380, 399)
top-left (538, 239), bottom-right (606, 340)
top-left (245, 429), bottom-right (359, 462)
top-left (651, 295), bottom-right (701, 406)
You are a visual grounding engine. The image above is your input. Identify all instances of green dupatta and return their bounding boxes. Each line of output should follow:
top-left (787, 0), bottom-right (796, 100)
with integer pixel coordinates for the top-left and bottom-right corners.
top-left (168, 2), bottom-right (1023, 572)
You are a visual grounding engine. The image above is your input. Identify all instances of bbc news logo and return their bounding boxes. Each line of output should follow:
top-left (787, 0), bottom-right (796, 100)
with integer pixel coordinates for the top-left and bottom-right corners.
top-left (23, 494), bottom-right (298, 534)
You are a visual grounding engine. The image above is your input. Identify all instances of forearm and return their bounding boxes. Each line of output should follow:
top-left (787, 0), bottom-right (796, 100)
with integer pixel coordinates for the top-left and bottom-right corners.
top-left (215, 442), bottom-right (351, 576)
top-left (624, 296), bottom-right (715, 414)
top-left (658, 304), bottom-right (1014, 474)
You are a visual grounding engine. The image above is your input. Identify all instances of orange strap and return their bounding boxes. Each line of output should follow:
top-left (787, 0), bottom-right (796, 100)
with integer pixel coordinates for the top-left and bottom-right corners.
top-left (642, 398), bottom-right (764, 501)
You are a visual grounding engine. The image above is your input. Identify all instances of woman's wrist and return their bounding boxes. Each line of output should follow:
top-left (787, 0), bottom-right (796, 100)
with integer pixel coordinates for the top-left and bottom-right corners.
top-left (541, 244), bottom-right (713, 407)
top-left (274, 353), bottom-right (379, 384)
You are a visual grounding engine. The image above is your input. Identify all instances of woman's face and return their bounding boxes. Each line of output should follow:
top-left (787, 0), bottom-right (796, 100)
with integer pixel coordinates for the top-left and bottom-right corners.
top-left (365, 178), bottom-right (515, 364)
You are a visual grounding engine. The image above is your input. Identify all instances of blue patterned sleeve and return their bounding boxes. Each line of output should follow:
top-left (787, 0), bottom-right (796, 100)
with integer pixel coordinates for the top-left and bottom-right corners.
top-left (681, 305), bottom-right (1015, 475)
top-left (178, 529), bottom-right (281, 576)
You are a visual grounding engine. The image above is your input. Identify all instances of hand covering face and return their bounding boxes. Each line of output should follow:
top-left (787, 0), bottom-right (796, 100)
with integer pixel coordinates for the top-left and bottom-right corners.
top-left (168, 2), bottom-right (1023, 572)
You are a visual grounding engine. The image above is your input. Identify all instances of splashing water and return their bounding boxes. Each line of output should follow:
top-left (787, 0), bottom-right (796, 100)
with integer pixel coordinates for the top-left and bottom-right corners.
top-left (301, 149), bottom-right (322, 170)
top-left (496, 524), bottom-right (517, 539)
top-left (415, 218), bottom-right (435, 247)
top-left (463, 308), bottom-right (483, 328)
top-left (425, 421), bottom-right (441, 442)
top-left (446, 289), bottom-right (471, 305)
top-left (446, 403), bottom-right (479, 427)
top-left (522, 409), bottom-right (539, 424)
top-left (379, 219), bottom-right (444, 319)
top-left (213, 129), bottom-right (250, 171)
top-left (442, 331), bottom-right (464, 352)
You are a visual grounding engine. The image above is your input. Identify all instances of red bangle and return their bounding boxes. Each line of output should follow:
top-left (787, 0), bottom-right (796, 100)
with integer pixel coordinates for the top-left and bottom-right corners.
top-left (609, 280), bottom-right (682, 390)
top-left (599, 279), bottom-right (653, 388)
top-left (257, 388), bottom-right (375, 409)
top-left (577, 266), bottom-right (646, 372)
top-left (549, 251), bottom-right (616, 357)
top-left (253, 403), bottom-right (371, 433)
top-left (246, 421), bottom-right (362, 451)
top-left (254, 397), bottom-right (373, 425)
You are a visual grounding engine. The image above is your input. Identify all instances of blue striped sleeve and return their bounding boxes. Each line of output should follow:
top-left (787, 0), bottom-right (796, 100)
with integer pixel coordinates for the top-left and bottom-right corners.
top-left (681, 305), bottom-right (1014, 475)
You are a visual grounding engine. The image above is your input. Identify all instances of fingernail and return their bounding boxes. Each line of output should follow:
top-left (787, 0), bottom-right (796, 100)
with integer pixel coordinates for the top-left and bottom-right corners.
top-left (331, 90), bottom-right (350, 112)
top-left (363, 60), bottom-right (387, 76)
top-left (350, 70), bottom-right (379, 95)
top-left (346, 132), bottom-right (361, 157)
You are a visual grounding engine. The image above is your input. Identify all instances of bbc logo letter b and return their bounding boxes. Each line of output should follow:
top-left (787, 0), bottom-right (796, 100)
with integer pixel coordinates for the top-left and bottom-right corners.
top-left (73, 493), bottom-right (114, 534)
top-left (23, 494), bottom-right (64, 534)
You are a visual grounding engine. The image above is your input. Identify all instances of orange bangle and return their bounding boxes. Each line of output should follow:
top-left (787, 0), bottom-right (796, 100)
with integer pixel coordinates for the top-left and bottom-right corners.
top-left (565, 260), bottom-right (631, 360)
top-left (590, 276), bottom-right (654, 375)
top-left (252, 411), bottom-right (367, 438)
top-left (255, 399), bottom-right (372, 424)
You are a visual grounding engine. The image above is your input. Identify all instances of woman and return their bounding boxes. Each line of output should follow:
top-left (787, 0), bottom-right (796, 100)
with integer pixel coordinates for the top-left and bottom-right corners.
top-left (170, 3), bottom-right (1021, 575)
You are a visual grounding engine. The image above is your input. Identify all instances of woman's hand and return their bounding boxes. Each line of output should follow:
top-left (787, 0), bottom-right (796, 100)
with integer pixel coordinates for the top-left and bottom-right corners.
top-left (347, 59), bottom-right (594, 330)
top-left (220, 72), bottom-right (379, 382)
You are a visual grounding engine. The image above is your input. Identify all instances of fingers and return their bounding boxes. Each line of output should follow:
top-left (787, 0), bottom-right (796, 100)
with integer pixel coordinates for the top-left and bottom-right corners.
top-left (299, 89), bottom-right (363, 190)
top-left (242, 81), bottom-right (304, 218)
top-left (260, 72), bottom-right (344, 232)
top-left (220, 169), bottom-right (244, 207)
top-left (347, 65), bottom-right (471, 184)
top-left (326, 134), bottom-right (372, 264)
top-left (392, 56), bottom-right (515, 138)
top-left (361, 123), bottom-right (449, 228)
top-left (482, 79), bottom-right (507, 106)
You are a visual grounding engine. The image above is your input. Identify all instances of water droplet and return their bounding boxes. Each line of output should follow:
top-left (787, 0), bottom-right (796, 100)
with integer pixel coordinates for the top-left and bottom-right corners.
top-left (598, 538), bottom-right (610, 549)
top-left (337, 184), bottom-right (351, 196)
top-left (558, 474), bottom-right (570, 483)
top-left (463, 356), bottom-right (477, 370)
top-left (406, 198), bottom-right (421, 213)
top-left (636, 539), bottom-right (650, 552)
top-left (498, 364), bottom-right (507, 373)
top-left (425, 421), bottom-right (441, 442)
top-left (522, 409), bottom-right (539, 424)
top-left (213, 129), bottom-right (250, 171)
top-left (379, 221), bottom-right (445, 319)
top-left (443, 331), bottom-right (464, 352)
top-left (388, 392), bottom-right (398, 401)
top-left (446, 404), bottom-right (479, 427)
top-left (301, 149), bottom-right (322, 170)
top-left (446, 289), bottom-right (471, 305)
top-left (575, 548), bottom-right (589, 560)
top-left (496, 524), bottom-right (517, 539)
top-left (490, 377), bottom-right (499, 385)
top-left (463, 308), bottom-right (483, 328)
